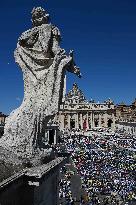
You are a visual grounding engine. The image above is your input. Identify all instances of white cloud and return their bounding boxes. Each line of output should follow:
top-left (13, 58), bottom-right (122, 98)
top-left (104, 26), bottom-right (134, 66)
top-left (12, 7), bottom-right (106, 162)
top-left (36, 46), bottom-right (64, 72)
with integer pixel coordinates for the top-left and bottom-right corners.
top-left (16, 97), bottom-right (21, 102)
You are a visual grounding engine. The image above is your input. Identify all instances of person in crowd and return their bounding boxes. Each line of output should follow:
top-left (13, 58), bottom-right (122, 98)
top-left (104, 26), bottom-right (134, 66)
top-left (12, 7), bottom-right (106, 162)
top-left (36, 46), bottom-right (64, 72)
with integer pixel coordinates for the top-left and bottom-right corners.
top-left (58, 128), bottom-right (136, 205)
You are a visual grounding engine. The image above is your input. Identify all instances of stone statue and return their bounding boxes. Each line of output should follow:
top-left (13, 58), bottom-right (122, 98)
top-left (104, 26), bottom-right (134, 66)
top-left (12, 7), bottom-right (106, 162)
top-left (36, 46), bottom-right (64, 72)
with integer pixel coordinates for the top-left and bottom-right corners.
top-left (0, 7), bottom-right (81, 162)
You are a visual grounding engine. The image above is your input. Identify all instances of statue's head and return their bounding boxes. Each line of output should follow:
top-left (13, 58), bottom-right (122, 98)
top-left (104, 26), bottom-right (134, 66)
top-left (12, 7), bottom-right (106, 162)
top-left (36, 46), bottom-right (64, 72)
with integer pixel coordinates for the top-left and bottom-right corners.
top-left (31, 7), bottom-right (49, 27)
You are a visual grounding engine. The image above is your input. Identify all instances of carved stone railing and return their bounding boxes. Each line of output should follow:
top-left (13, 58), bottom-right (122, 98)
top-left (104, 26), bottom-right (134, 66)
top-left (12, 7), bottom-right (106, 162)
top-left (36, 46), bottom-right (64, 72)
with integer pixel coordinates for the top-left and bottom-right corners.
top-left (116, 121), bottom-right (136, 136)
top-left (0, 157), bottom-right (68, 205)
top-left (116, 121), bottom-right (136, 127)
top-left (60, 102), bottom-right (115, 111)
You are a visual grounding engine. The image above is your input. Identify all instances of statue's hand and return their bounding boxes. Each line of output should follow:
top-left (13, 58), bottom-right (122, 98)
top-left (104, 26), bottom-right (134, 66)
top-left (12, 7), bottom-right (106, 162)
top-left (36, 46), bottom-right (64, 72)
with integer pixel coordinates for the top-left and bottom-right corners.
top-left (69, 50), bottom-right (74, 57)
top-left (66, 50), bottom-right (82, 78)
top-left (74, 66), bottom-right (82, 78)
top-left (52, 26), bottom-right (61, 39)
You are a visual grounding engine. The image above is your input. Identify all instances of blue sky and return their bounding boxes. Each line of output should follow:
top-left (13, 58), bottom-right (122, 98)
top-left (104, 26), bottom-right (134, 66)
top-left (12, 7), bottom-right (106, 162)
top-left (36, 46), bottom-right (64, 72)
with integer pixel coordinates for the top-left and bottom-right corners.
top-left (0, 0), bottom-right (136, 114)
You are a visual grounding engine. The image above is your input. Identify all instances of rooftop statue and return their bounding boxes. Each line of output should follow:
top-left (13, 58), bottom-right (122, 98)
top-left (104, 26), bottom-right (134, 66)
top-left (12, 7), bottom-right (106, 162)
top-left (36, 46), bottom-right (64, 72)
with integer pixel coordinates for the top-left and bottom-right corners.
top-left (66, 83), bottom-right (85, 103)
top-left (0, 7), bottom-right (81, 163)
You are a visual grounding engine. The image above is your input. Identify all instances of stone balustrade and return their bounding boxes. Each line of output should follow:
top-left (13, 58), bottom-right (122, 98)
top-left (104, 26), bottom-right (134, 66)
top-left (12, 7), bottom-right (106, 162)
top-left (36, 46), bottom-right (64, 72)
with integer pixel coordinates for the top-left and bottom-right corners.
top-left (0, 157), bottom-right (67, 205)
top-left (116, 121), bottom-right (136, 135)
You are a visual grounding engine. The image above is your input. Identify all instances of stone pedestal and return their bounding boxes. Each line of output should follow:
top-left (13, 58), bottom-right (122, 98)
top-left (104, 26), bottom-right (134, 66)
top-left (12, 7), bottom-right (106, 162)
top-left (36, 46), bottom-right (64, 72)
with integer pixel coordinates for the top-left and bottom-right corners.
top-left (0, 157), bottom-right (67, 205)
top-left (45, 122), bottom-right (59, 145)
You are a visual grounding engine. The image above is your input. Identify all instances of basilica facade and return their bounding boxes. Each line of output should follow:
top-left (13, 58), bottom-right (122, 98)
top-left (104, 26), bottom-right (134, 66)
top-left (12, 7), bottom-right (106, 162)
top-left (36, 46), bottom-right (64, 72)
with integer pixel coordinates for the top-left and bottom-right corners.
top-left (58, 83), bottom-right (116, 131)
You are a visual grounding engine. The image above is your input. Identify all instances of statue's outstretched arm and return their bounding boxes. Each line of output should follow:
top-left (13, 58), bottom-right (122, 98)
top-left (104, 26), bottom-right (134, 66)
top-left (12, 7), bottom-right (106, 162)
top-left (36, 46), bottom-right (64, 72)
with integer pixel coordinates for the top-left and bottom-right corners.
top-left (66, 50), bottom-right (81, 78)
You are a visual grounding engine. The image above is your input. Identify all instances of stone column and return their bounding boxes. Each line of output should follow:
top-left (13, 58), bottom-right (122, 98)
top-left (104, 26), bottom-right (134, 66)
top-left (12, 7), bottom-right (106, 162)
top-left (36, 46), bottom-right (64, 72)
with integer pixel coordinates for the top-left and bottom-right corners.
top-left (80, 113), bottom-right (83, 129)
top-left (90, 112), bottom-right (92, 129)
top-left (68, 114), bottom-right (71, 129)
top-left (75, 114), bottom-right (79, 129)
top-left (92, 112), bottom-right (94, 128)
top-left (111, 113), bottom-right (115, 130)
top-left (104, 113), bottom-right (107, 128)
top-left (133, 127), bottom-right (135, 135)
top-left (99, 113), bottom-right (101, 127)
top-left (47, 130), bottom-right (50, 142)
top-left (60, 114), bottom-right (64, 130)
top-left (86, 113), bottom-right (89, 130)
top-left (54, 130), bottom-right (57, 144)
top-left (44, 130), bottom-right (49, 145)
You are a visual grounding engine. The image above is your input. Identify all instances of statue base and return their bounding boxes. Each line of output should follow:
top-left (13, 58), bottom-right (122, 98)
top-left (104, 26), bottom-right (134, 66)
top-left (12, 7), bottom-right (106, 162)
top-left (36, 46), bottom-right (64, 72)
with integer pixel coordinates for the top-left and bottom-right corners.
top-left (0, 157), bottom-right (69, 205)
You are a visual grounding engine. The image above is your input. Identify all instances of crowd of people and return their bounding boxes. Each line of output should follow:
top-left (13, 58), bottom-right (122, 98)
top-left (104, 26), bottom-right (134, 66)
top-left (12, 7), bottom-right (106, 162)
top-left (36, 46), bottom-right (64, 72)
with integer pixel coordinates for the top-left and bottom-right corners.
top-left (58, 128), bottom-right (136, 205)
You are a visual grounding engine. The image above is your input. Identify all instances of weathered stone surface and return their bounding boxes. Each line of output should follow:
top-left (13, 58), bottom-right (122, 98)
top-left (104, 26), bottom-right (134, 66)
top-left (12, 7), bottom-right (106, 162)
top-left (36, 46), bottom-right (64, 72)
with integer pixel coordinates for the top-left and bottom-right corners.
top-left (0, 7), bottom-right (81, 161)
top-left (0, 157), bottom-right (67, 205)
top-left (0, 147), bottom-right (24, 182)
